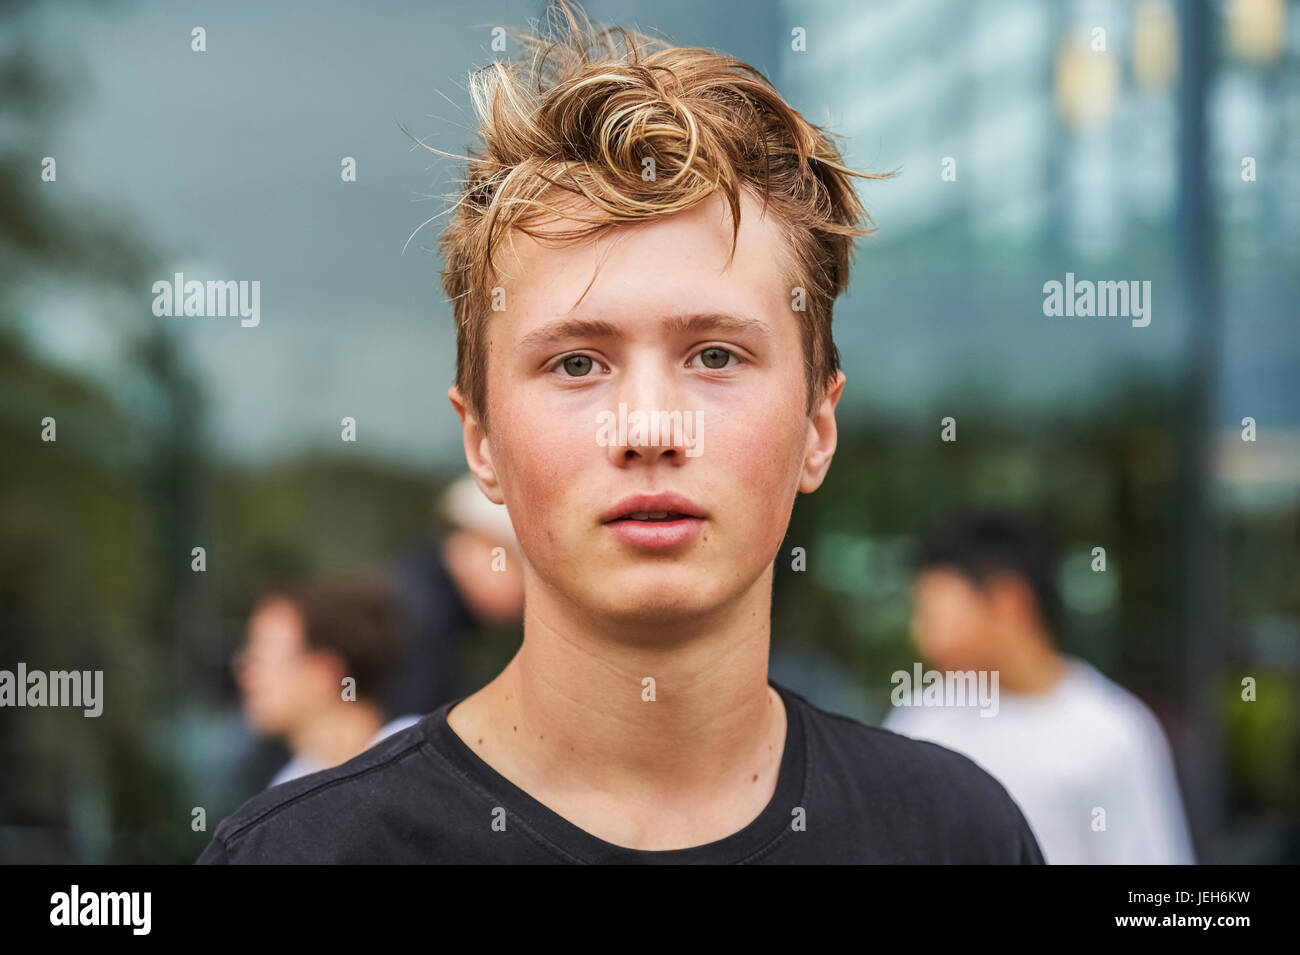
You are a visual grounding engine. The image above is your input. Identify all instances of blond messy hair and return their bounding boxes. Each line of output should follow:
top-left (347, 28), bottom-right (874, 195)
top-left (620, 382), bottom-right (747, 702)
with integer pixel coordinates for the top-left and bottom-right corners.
top-left (425, 0), bottom-right (889, 429)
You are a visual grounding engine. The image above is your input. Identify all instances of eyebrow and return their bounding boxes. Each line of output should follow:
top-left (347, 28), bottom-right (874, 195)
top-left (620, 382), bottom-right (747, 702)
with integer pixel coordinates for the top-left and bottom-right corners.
top-left (516, 312), bottom-right (772, 352)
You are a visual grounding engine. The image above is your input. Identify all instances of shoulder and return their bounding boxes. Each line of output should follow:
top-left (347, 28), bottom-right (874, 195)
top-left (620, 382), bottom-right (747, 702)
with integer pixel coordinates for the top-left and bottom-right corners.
top-left (779, 684), bottom-right (1045, 863)
top-left (1061, 659), bottom-right (1174, 758)
top-left (197, 715), bottom-right (462, 864)
top-left (791, 685), bottom-right (1009, 796)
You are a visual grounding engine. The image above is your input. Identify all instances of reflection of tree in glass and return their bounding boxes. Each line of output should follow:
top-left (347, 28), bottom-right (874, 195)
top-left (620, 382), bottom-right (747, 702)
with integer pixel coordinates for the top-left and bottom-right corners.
top-left (0, 0), bottom-right (202, 863)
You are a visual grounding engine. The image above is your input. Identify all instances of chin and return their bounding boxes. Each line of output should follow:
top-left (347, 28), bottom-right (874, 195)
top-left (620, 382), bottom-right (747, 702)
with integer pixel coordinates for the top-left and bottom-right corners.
top-left (584, 568), bottom-right (742, 626)
top-left (612, 593), bottom-right (712, 623)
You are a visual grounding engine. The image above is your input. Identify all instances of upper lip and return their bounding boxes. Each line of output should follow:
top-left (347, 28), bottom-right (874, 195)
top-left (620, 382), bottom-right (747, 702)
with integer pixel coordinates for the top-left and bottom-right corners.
top-left (601, 492), bottom-right (706, 523)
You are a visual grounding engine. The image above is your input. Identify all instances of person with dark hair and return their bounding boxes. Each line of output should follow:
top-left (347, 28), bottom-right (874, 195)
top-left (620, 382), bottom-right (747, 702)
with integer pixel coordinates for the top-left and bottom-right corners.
top-left (232, 574), bottom-right (418, 788)
top-left (885, 508), bottom-right (1196, 864)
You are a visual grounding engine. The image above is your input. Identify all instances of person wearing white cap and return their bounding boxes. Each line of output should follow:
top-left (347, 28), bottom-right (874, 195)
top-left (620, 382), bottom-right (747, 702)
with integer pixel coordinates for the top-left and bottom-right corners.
top-left (382, 473), bottom-right (525, 718)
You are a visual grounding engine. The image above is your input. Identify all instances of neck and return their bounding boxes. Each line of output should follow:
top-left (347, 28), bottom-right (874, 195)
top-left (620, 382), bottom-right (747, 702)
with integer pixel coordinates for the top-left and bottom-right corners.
top-left (995, 633), bottom-right (1068, 694)
top-left (287, 702), bottom-right (386, 770)
top-left (447, 565), bottom-right (786, 845)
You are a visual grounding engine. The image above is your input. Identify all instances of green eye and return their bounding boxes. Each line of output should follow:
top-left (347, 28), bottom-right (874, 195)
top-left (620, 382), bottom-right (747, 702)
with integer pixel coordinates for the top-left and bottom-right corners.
top-left (560, 354), bottom-right (594, 377)
top-left (699, 347), bottom-right (732, 369)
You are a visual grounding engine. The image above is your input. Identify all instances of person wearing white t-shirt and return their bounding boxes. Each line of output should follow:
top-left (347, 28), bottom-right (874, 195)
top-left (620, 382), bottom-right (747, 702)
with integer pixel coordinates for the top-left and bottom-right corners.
top-left (883, 510), bottom-right (1196, 865)
top-left (233, 574), bottom-right (418, 790)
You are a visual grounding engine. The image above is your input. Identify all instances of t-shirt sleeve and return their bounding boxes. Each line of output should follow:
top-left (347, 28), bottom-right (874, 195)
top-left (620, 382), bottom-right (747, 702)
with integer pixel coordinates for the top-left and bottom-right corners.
top-left (1005, 796), bottom-right (1048, 864)
top-left (1106, 708), bottom-right (1196, 864)
top-left (963, 759), bottom-right (1047, 864)
top-left (195, 834), bottom-right (230, 864)
top-left (898, 735), bottom-right (1049, 863)
top-left (880, 705), bottom-right (911, 734)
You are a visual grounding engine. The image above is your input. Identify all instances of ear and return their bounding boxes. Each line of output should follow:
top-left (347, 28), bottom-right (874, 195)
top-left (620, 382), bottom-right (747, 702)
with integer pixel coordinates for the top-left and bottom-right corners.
top-left (448, 384), bottom-right (505, 505)
top-left (985, 572), bottom-right (1041, 629)
top-left (306, 648), bottom-right (349, 699)
top-left (798, 370), bottom-right (845, 494)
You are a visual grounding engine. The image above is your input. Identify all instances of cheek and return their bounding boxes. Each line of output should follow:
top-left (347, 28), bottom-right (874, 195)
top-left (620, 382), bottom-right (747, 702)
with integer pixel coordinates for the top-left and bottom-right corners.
top-left (246, 659), bottom-right (275, 689)
top-left (915, 600), bottom-right (959, 653)
top-left (490, 408), bottom-right (593, 545)
top-left (932, 611), bottom-right (982, 664)
top-left (250, 663), bottom-right (286, 702)
top-left (711, 393), bottom-right (808, 520)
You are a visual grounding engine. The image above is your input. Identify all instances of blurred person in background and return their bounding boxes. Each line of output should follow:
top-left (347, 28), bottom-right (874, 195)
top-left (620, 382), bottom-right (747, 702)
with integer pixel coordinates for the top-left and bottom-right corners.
top-left (884, 509), bottom-right (1196, 864)
top-left (234, 574), bottom-right (419, 788)
top-left (383, 473), bottom-right (525, 718)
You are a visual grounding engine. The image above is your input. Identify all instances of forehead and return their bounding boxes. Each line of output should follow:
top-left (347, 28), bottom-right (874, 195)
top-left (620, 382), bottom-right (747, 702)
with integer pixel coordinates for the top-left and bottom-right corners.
top-left (495, 188), bottom-right (794, 323)
top-left (915, 568), bottom-right (980, 601)
top-left (248, 599), bottom-right (304, 642)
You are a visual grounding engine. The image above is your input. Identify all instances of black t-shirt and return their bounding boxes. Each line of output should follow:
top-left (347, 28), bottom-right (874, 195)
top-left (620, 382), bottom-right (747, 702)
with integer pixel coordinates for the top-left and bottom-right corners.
top-left (196, 680), bottom-right (1045, 864)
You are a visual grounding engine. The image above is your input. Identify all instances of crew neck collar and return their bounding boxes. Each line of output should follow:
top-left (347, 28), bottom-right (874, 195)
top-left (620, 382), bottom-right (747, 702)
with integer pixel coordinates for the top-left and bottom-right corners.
top-left (423, 679), bottom-right (807, 864)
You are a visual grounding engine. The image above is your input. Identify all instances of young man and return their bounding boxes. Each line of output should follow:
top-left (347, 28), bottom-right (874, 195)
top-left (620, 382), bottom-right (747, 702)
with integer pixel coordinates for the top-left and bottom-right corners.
top-left (198, 1), bottom-right (1044, 863)
top-left (233, 576), bottom-right (419, 789)
top-left (884, 510), bottom-right (1196, 864)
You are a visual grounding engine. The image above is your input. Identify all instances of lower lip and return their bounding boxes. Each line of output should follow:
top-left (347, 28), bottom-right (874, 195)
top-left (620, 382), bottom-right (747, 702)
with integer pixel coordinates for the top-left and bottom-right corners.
top-left (604, 517), bottom-right (705, 549)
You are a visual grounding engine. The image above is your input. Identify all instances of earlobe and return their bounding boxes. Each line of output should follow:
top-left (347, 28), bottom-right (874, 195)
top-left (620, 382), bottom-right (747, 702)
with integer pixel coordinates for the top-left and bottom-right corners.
top-left (449, 385), bottom-right (506, 505)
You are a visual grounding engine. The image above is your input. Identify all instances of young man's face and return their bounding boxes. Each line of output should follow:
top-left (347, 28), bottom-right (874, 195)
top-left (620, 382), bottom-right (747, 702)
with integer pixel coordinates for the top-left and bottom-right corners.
top-left (910, 569), bottom-right (994, 672)
top-left (452, 189), bottom-right (842, 629)
top-left (233, 598), bottom-right (339, 734)
top-left (910, 567), bottom-right (1036, 671)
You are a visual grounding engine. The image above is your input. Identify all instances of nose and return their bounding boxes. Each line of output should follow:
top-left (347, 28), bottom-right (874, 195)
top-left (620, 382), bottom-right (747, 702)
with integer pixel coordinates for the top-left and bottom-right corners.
top-left (603, 355), bottom-right (693, 468)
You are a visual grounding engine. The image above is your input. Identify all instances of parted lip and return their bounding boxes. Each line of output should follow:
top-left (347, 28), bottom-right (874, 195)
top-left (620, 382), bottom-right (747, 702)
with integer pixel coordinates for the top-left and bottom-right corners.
top-left (601, 492), bottom-right (706, 523)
